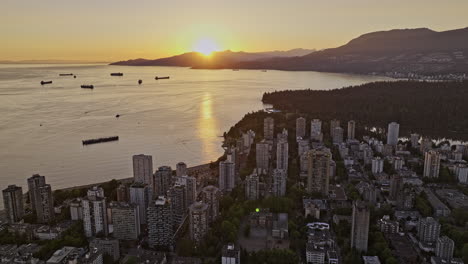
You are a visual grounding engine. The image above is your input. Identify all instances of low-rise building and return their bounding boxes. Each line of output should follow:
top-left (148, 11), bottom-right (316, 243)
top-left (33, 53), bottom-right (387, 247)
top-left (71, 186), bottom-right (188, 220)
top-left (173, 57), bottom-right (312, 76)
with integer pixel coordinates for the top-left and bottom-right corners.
top-left (306, 243), bottom-right (326, 264)
top-left (377, 215), bottom-right (399, 234)
top-left (34, 222), bottom-right (74, 240)
top-left (170, 256), bottom-right (202, 264)
top-left (80, 247), bottom-right (103, 264)
top-left (272, 213), bottom-right (288, 239)
top-left (121, 248), bottom-right (166, 264)
top-left (69, 198), bottom-right (83, 221)
top-left (424, 188), bottom-right (451, 217)
top-left (435, 189), bottom-right (468, 209)
top-left (303, 199), bottom-right (327, 220)
top-left (418, 217), bottom-right (441, 250)
top-left (362, 256), bottom-right (381, 264)
top-left (89, 238), bottom-right (120, 263)
top-left (46, 247), bottom-right (83, 264)
top-left (306, 226), bottom-right (338, 264)
top-left (387, 234), bottom-right (419, 263)
top-left (221, 243), bottom-right (240, 264)
top-left (0, 243), bottom-right (42, 264)
top-left (430, 257), bottom-right (465, 264)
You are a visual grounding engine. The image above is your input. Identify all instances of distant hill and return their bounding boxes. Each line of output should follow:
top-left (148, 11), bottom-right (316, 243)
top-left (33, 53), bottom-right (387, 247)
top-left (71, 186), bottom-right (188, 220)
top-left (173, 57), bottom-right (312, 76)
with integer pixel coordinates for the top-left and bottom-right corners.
top-left (0, 60), bottom-right (108, 64)
top-left (262, 81), bottom-right (468, 140)
top-left (111, 27), bottom-right (468, 74)
top-left (232, 28), bottom-right (468, 74)
top-left (110, 49), bottom-right (316, 67)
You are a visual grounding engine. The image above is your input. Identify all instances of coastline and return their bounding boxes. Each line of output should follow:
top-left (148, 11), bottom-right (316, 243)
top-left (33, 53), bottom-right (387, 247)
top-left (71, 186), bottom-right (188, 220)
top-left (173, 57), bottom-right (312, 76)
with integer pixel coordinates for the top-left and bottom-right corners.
top-left (0, 163), bottom-right (213, 220)
top-left (56, 162), bottom-right (212, 192)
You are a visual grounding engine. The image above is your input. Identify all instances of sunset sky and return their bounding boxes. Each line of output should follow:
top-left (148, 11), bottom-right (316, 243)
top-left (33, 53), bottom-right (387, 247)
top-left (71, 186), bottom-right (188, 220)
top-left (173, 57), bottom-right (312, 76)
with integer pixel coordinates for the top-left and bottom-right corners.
top-left (2, 0), bottom-right (468, 62)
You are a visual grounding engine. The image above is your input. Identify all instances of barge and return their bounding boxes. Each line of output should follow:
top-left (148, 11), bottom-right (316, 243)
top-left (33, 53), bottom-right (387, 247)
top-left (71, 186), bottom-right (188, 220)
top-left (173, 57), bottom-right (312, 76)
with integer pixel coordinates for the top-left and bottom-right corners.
top-left (82, 136), bottom-right (119, 145)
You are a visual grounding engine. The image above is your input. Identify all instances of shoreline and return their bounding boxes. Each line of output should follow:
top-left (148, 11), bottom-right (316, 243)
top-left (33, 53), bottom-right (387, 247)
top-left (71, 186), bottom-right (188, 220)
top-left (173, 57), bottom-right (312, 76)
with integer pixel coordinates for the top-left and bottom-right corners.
top-left (0, 163), bottom-right (213, 220)
top-left (57, 162), bottom-right (212, 192)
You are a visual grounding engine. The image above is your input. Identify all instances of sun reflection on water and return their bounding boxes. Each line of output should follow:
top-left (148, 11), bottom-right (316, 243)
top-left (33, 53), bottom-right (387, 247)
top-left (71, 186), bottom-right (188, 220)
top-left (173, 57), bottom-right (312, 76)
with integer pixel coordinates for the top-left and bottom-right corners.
top-left (197, 92), bottom-right (218, 161)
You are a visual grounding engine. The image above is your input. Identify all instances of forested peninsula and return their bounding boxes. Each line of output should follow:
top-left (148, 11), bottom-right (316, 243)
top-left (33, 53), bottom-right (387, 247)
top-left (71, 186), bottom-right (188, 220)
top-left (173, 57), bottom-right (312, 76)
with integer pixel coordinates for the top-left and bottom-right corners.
top-left (262, 81), bottom-right (468, 140)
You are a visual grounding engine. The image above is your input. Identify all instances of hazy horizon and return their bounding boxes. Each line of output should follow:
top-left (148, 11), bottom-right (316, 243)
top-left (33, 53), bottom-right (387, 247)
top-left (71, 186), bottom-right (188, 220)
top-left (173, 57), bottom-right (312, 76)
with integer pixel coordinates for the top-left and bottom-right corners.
top-left (2, 0), bottom-right (468, 61)
top-left (0, 48), bottom-right (316, 64)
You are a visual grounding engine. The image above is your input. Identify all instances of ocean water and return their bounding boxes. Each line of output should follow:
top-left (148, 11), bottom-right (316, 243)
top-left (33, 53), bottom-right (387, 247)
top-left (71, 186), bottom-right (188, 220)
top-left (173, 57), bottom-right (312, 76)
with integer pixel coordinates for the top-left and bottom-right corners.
top-left (0, 64), bottom-right (388, 207)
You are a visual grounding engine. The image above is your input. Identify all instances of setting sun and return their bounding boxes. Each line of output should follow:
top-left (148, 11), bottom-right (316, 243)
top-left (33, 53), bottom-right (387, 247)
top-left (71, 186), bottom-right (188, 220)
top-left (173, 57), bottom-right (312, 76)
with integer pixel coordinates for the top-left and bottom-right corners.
top-left (193, 38), bottom-right (221, 56)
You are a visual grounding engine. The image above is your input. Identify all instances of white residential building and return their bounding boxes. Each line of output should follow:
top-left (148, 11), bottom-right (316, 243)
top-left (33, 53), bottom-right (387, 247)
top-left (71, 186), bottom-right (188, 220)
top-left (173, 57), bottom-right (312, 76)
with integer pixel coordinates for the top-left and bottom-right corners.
top-left (423, 150), bottom-right (441, 178)
top-left (311, 119), bottom-right (323, 142)
top-left (332, 127), bottom-right (344, 144)
top-left (387, 122), bottom-right (400, 146)
top-left (371, 157), bottom-right (384, 174)
top-left (82, 187), bottom-right (108, 237)
top-left (456, 164), bottom-right (468, 183)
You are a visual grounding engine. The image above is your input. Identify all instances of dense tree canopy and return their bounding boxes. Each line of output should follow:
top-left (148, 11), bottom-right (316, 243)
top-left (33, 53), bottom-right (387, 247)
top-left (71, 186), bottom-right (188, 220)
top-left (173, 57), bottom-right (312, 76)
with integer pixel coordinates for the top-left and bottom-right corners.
top-left (263, 81), bottom-right (468, 140)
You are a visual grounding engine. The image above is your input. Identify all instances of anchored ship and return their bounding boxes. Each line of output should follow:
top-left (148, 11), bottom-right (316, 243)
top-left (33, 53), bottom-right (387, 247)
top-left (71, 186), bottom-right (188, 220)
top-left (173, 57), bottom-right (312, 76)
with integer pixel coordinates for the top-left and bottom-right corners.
top-left (82, 136), bottom-right (119, 145)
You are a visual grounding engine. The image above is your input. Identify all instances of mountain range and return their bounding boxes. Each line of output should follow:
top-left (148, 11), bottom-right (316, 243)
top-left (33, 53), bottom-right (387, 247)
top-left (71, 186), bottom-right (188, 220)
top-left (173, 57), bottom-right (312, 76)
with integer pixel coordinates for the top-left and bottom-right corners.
top-left (112, 27), bottom-right (468, 74)
top-left (111, 48), bottom-right (316, 67)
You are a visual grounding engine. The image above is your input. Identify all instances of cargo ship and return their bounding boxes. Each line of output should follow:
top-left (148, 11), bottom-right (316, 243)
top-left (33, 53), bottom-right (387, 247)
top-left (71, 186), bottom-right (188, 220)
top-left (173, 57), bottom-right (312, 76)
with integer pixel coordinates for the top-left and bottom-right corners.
top-left (81, 85), bottom-right (94, 89)
top-left (155, 76), bottom-right (170, 80)
top-left (82, 136), bottom-right (119, 145)
top-left (59, 73), bottom-right (73, 76)
top-left (110, 73), bottom-right (123, 76)
top-left (40, 81), bottom-right (52, 85)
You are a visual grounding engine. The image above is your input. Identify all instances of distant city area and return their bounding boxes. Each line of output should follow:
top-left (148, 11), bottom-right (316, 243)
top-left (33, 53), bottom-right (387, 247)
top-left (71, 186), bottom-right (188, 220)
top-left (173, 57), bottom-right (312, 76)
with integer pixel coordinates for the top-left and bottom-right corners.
top-left (2, 111), bottom-right (468, 264)
top-left (373, 72), bottom-right (468, 81)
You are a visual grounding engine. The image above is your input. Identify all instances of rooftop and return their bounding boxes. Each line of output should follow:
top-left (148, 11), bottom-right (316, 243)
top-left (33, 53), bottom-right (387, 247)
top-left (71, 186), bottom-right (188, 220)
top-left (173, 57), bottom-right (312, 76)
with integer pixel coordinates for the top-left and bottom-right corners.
top-left (124, 248), bottom-right (167, 264)
top-left (363, 256), bottom-right (381, 264)
top-left (328, 185), bottom-right (347, 200)
top-left (190, 202), bottom-right (208, 212)
top-left (155, 196), bottom-right (169, 206)
top-left (170, 256), bottom-right (202, 264)
top-left (222, 243), bottom-right (240, 258)
top-left (202, 185), bottom-right (219, 193)
top-left (424, 188), bottom-right (451, 213)
top-left (435, 189), bottom-right (468, 209)
top-left (394, 210), bottom-right (421, 220)
top-left (47, 246), bottom-right (78, 263)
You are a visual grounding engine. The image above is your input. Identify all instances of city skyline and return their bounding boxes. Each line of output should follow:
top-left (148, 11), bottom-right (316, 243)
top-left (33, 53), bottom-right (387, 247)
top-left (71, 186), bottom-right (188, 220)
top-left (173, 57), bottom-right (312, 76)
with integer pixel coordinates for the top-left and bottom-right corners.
top-left (2, 0), bottom-right (468, 61)
top-left (1, 2), bottom-right (468, 262)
